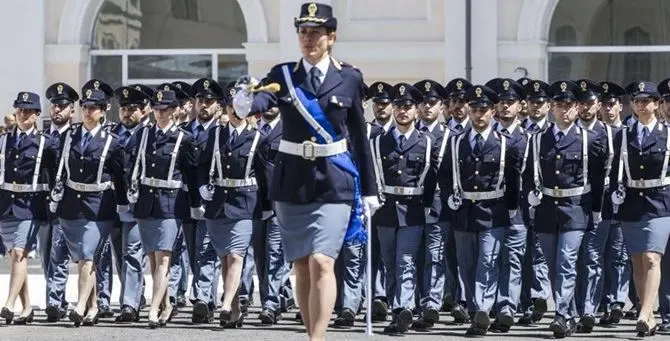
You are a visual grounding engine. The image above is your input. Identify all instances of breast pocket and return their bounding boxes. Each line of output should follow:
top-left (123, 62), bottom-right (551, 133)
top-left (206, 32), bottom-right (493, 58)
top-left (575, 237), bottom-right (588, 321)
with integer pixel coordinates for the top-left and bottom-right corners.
top-left (327, 96), bottom-right (353, 118)
top-left (406, 152), bottom-right (426, 176)
top-left (564, 152), bottom-right (584, 176)
top-left (481, 153), bottom-right (501, 174)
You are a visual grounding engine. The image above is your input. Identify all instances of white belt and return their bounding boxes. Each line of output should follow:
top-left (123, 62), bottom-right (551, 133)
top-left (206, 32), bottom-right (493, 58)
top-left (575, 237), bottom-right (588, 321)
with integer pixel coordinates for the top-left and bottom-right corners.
top-left (541, 185), bottom-right (591, 198)
top-left (462, 189), bottom-right (505, 201)
top-left (627, 177), bottom-right (670, 189)
top-left (382, 185), bottom-right (423, 196)
top-left (66, 179), bottom-right (112, 192)
top-left (140, 177), bottom-right (183, 189)
top-left (1, 183), bottom-right (49, 192)
top-left (278, 139), bottom-right (347, 160)
top-left (215, 177), bottom-right (257, 188)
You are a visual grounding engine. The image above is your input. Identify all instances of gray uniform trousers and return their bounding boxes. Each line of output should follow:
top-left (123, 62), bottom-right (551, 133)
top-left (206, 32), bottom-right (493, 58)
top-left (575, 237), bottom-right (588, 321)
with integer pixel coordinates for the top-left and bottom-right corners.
top-left (578, 219), bottom-right (630, 316)
top-left (378, 225), bottom-right (423, 311)
top-left (335, 241), bottom-right (366, 313)
top-left (444, 225), bottom-right (466, 305)
top-left (495, 224), bottom-right (527, 317)
top-left (251, 215), bottom-right (294, 313)
top-left (538, 230), bottom-right (585, 319)
top-left (418, 220), bottom-right (449, 311)
top-left (519, 229), bottom-right (551, 314)
top-left (188, 219), bottom-right (221, 310)
top-left (96, 221), bottom-right (147, 310)
top-left (37, 221), bottom-right (70, 312)
top-left (240, 241), bottom-right (256, 304)
top-left (454, 228), bottom-right (505, 314)
top-left (168, 227), bottom-right (190, 301)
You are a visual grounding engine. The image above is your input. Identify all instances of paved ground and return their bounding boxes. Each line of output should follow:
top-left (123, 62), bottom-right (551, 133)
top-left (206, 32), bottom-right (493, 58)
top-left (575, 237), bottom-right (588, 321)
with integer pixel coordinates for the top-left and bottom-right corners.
top-left (0, 258), bottom-right (667, 340)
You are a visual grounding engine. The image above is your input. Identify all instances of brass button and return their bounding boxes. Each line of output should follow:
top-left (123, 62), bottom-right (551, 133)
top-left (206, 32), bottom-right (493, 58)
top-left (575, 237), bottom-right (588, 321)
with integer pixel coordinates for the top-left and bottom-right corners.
top-left (640, 165), bottom-right (644, 170)
top-left (474, 171), bottom-right (479, 175)
top-left (194, 147), bottom-right (199, 151)
top-left (475, 158), bottom-right (480, 162)
top-left (153, 151), bottom-right (156, 155)
top-left (554, 201), bottom-right (558, 205)
top-left (14, 155), bottom-right (18, 159)
top-left (227, 152), bottom-right (232, 156)
top-left (310, 137), bottom-right (317, 142)
top-left (474, 185), bottom-right (478, 190)
top-left (10, 194), bottom-right (15, 198)
top-left (397, 170), bottom-right (402, 175)
top-left (639, 152), bottom-right (643, 156)
top-left (13, 168), bottom-right (17, 171)
top-left (151, 163), bottom-right (156, 167)
top-left (226, 165), bottom-right (231, 169)
top-left (555, 170), bottom-right (560, 175)
top-left (80, 156), bottom-right (84, 160)
top-left (149, 189), bottom-right (154, 193)
top-left (395, 201), bottom-right (399, 205)
top-left (556, 155), bottom-right (561, 160)
top-left (80, 169), bottom-right (83, 173)
top-left (639, 192), bottom-right (644, 196)
top-left (76, 194), bottom-right (81, 198)
top-left (399, 155), bottom-right (403, 159)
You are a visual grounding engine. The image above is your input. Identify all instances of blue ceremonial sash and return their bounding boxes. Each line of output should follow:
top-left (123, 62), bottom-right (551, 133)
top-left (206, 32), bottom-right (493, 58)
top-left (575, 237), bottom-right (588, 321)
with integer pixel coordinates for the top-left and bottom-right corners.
top-left (290, 79), bottom-right (366, 245)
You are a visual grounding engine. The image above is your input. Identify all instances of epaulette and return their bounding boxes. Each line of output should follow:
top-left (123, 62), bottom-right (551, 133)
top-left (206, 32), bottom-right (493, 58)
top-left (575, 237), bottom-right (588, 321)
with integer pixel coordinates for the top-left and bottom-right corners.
top-left (177, 127), bottom-right (192, 136)
top-left (497, 129), bottom-right (512, 138)
top-left (69, 122), bottom-right (82, 132)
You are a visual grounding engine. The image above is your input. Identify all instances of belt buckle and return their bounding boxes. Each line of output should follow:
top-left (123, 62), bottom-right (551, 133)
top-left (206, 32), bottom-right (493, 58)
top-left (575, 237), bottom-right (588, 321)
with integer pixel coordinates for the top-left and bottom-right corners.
top-left (555, 188), bottom-right (564, 197)
top-left (12, 183), bottom-right (19, 192)
top-left (302, 141), bottom-right (317, 161)
top-left (393, 187), bottom-right (403, 195)
top-left (75, 183), bottom-right (86, 191)
top-left (149, 178), bottom-right (158, 187)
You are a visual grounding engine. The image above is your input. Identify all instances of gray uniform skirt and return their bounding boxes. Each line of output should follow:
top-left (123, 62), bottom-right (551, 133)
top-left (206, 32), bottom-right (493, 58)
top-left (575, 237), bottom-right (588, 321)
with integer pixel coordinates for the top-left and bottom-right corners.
top-left (0, 219), bottom-right (40, 252)
top-left (59, 218), bottom-right (112, 262)
top-left (206, 218), bottom-right (253, 257)
top-left (621, 216), bottom-right (670, 254)
top-left (137, 219), bottom-right (180, 253)
top-left (274, 201), bottom-right (352, 262)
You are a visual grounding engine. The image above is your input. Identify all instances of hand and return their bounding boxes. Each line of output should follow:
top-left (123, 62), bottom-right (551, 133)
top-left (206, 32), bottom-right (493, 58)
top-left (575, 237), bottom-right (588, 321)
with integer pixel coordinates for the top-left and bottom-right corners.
top-left (592, 211), bottom-right (603, 225)
top-left (508, 210), bottom-right (518, 219)
top-left (190, 206), bottom-right (206, 220)
top-left (199, 185), bottom-right (213, 201)
top-left (363, 196), bottom-right (381, 218)
top-left (425, 207), bottom-right (432, 217)
top-left (49, 201), bottom-right (58, 213)
top-left (116, 205), bottom-right (130, 214)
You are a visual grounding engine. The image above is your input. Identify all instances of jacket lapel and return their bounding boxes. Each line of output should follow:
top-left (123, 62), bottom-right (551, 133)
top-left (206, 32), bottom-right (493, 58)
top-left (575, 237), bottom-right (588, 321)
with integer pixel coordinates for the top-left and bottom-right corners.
top-left (641, 121), bottom-right (661, 150)
top-left (293, 61), bottom-right (314, 96)
top-left (230, 128), bottom-right (251, 150)
top-left (628, 122), bottom-right (641, 151)
top-left (70, 126), bottom-right (83, 156)
top-left (400, 130), bottom-right (420, 153)
top-left (317, 61), bottom-right (343, 98)
top-left (479, 130), bottom-right (499, 156)
top-left (555, 125), bottom-right (578, 151)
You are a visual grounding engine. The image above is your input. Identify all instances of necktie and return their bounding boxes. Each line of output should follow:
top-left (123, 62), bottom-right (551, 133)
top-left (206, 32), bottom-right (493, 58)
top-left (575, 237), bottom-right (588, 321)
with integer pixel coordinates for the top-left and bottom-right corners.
top-left (262, 123), bottom-right (271, 134)
top-left (455, 124), bottom-right (463, 132)
top-left (641, 127), bottom-right (650, 145)
top-left (529, 123), bottom-right (539, 132)
top-left (501, 128), bottom-right (509, 134)
top-left (420, 125), bottom-right (429, 133)
top-left (195, 125), bottom-right (204, 140)
top-left (120, 131), bottom-right (131, 147)
top-left (309, 67), bottom-right (322, 93)
top-left (156, 130), bottom-right (164, 140)
top-left (474, 134), bottom-right (484, 154)
top-left (15, 133), bottom-right (24, 148)
top-left (398, 135), bottom-right (406, 149)
top-left (81, 132), bottom-right (92, 150)
top-left (229, 129), bottom-right (238, 147)
top-left (51, 130), bottom-right (60, 140)
top-left (556, 131), bottom-right (564, 142)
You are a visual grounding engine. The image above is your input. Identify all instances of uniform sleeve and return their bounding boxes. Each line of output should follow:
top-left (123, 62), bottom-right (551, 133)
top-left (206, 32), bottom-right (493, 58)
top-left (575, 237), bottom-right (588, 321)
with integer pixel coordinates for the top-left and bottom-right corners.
top-left (588, 131), bottom-right (607, 213)
top-left (178, 133), bottom-right (199, 208)
top-left (438, 135), bottom-right (456, 201)
top-left (504, 134), bottom-right (523, 211)
top-left (521, 133), bottom-right (536, 196)
top-left (346, 71), bottom-right (378, 197)
top-left (196, 128), bottom-right (217, 197)
top-left (608, 130), bottom-right (624, 195)
top-left (109, 139), bottom-right (129, 206)
top-left (422, 135), bottom-right (440, 207)
top-left (124, 130), bottom-right (141, 185)
top-left (46, 135), bottom-right (60, 189)
top-left (253, 134), bottom-right (269, 204)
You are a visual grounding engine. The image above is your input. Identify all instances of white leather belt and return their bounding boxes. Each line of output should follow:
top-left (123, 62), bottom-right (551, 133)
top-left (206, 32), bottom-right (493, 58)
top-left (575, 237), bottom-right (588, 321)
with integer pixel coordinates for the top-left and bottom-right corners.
top-left (628, 177), bottom-right (670, 189)
top-left (278, 139), bottom-right (347, 160)
top-left (382, 185), bottom-right (423, 196)
top-left (542, 185), bottom-right (591, 198)
top-left (1, 183), bottom-right (49, 192)
top-left (66, 179), bottom-right (112, 192)
top-left (140, 177), bottom-right (183, 189)
top-left (215, 177), bottom-right (257, 188)
top-left (462, 189), bottom-right (505, 201)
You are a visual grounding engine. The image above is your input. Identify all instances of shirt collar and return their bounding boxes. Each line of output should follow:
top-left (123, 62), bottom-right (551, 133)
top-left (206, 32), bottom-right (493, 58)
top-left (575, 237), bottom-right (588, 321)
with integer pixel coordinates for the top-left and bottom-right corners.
top-left (49, 123), bottom-right (70, 135)
top-left (259, 117), bottom-right (279, 130)
top-left (15, 126), bottom-right (35, 137)
top-left (495, 120), bottom-right (519, 133)
top-left (81, 123), bottom-right (101, 137)
top-left (449, 116), bottom-right (469, 129)
top-left (392, 125), bottom-right (415, 141)
top-left (577, 119), bottom-right (599, 131)
top-left (469, 125), bottom-right (492, 144)
top-left (195, 117), bottom-right (216, 131)
top-left (420, 119), bottom-right (440, 132)
top-left (637, 118), bottom-right (658, 136)
top-left (156, 122), bottom-right (175, 135)
top-left (302, 57), bottom-right (330, 79)
top-left (374, 119), bottom-right (394, 133)
top-left (552, 123), bottom-right (574, 137)
top-left (526, 116), bottom-right (547, 129)
top-left (229, 122), bottom-right (247, 136)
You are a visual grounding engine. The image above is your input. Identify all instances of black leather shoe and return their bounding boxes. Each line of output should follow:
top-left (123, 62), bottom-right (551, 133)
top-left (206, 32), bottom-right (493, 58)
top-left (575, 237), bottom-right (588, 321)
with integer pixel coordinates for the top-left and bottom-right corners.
top-left (577, 314), bottom-right (595, 333)
top-left (98, 306), bottom-right (114, 318)
top-left (371, 299), bottom-right (388, 322)
top-left (258, 309), bottom-right (279, 325)
top-left (452, 305), bottom-right (469, 324)
top-left (176, 295), bottom-right (187, 308)
top-left (423, 308), bottom-right (440, 324)
top-left (68, 310), bottom-right (84, 327)
top-left (115, 306), bottom-right (138, 323)
top-left (192, 301), bottom-right (211, 324)
top-left (0, 307), bottom-right (14, 325)
top-left (333, 308), bottom-right (355, 327)
top-left (517, 311), bottom-right (533, 325)
top-left (295, 311), bottom-right (303, 324)
top-left (441, 294), bottom-right (454, 312)
top-left (610, 303), bottom-right (624, 324)
top-left (395, 309), bottom-right (413, 333)
top-left (625, 306), bottom-right (639, 320)
top-left (281, 298), bottom-right (295, 312)
top-left (657, 321), bottom-right (670, 333)
top-left (531, 298), bottom-right (547, 322)
top-left (45, 305), bottom-right (66, 323)
top-left (13, 311), bottom-right (34, 325)
top-left (465, 323), bottom-right (488, 336)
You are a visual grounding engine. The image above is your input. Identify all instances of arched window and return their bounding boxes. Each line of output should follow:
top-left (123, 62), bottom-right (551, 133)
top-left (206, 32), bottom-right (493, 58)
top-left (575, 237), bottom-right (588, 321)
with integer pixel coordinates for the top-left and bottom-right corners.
top-left (553, 25), bottom-right (577, 46)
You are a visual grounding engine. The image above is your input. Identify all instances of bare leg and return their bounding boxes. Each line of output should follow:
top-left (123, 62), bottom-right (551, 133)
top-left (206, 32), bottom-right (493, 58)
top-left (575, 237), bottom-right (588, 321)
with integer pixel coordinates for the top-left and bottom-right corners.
top-left (3, 248), bottom-right (27, 311)
top-left (17, 272), bottom-right (31, 316)
top-left (307, 254), bottom-right (337, 341)
top-left (221, 254), bottom-right (244, 318)
top-left (74, 261), bottom-right (96, 315)
top-left (639, 252), bottom-right (662, 324)
top-left (293, 257), bottom-right (311, 335)
top-left (149, 251), bottom-right (171, 321)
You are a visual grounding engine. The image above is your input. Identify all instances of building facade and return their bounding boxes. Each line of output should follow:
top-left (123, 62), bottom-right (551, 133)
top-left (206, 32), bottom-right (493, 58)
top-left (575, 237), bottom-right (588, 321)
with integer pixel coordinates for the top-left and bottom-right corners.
top-left (1, 0), bottom-right (669, 122)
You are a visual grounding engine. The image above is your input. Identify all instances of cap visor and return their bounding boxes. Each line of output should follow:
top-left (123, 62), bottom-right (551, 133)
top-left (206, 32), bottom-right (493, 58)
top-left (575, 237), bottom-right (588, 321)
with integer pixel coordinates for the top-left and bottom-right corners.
top-left (468, 101), bottom-right (492, 109)
top-left (499, 95), bottom-right (520, 101)
top-left (152, 104), bottom-right (169, 110)
top-left (552, 95), bottom-right (576, 102)
top-left (50, 99), bottom-right (72, 105)
top-left (14, 103), bottom-right (39, 110)
top-left (393, 99), bottom-right (415, 106)
top-left (372, 98), bottom-right (391, 104)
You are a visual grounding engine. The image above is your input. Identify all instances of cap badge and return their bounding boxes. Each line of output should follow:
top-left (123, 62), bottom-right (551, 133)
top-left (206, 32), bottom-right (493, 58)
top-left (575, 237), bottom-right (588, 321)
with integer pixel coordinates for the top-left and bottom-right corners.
top-left (203, 80), bottom-right (210, 89)
top-left (86, 89), bottom-right (93, 99)
top-left (522, 79), bottom-right (529, 86)
top-left (122, 89), bottom-right (129, 98)
top-left (164, 85), bottom-right (170, 91)
top-left (639, 82), bottom-right (645, 92)
top-left (93, 81), bottom-right (100, 90)
top-left (560, 82), bottom-right (568, 92)
top-left (57, 84), bottom-right (64, 94)
top-left (456, 80), bottom-right (463, 90)
top-left (156, 91), bottom-right (163, 101)
top-left (21, 93), bottom-right (29, 102)
top-left (308, 3), bottom-right (317, 17)
top-left (377, 83), bottom-right (384, 93)
top-left (399, 85), bottom-right (406, 96)
top-left (533, 82), bottom-right (540, 92)
top-left (424, 82), bottom-right (431, 92)
top-left (175, 83), bottom-right (182, 89)
top-left (503, 80), bottom-right (510, 91)
top-left (475, 87), bottom-right (482, 98)
top-left (580, 81), bottom-right (587, 91)
top-left (602, 83), bottom-right (609, 93)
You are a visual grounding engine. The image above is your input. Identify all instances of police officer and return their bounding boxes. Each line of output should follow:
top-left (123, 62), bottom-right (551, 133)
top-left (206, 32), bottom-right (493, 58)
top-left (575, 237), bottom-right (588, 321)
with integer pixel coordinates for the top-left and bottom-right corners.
top-left (369, 81), bottom-right (394, 133)
top-left (517, 77), bottom-right (532, 121)
top-left (523, 80), bottom-right (606, 338)
top-left (410, 79), bottom-right (451, 329)
top-left (517, 80), bottom-right (552, 326)
top-left (126, 89), bottom-right (196, 327)
top-left (592, 81), bottom-right (630, 326)
top-left (486, 79), bottom-right (532, 333)
top-left (172, 81), bottom-right (194, 125)
top-left (106, 86), bottom-right (153, 323)
top-left (42, 83), bottom-right (77, 322)
top-left (657, 79), bottom-right (670, 332)
top-left (610, 81), bottom-right (668, 337)
top-left (0, 92), bottom-right (58, 325)
top-left (444, 78), bottom-right (473, 132)
top-left (187, 78), bottom-right (223, 323)
top-left (370, 83), bottom-right (437, 334)
top-left (50, 86), bottom-right (128, 327)
top-left (441, 85), bottom-right (523, 335)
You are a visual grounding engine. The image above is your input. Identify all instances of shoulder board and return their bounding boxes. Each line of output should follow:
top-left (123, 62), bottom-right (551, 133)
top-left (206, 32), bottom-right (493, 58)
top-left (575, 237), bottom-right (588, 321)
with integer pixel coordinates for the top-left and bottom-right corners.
top-left (178, 127), bottom-right (192, 135)
top-left (106, 131), bottom-right (118, 139)
top-left (246, 124), bottom-right (257, 132)
top-left (37, 131), bottom-right (49, 137)
top-left (497, 130), bottom-right (512, 138)
top-left (68, 123), bottom-right (82, 132)
top-left (271, 62), bottom-right (298, 73)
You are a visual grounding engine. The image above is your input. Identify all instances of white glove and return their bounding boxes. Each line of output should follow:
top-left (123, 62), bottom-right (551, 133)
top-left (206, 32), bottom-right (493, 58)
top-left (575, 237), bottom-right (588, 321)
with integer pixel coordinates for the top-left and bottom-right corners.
top-left (199, 185), bottom-right (213, 201)
top-left (116, 205), bottom-right (130, 214)
top-left (592, 212), bottom-right (603, 225)
top-left (509, 210), bottom-right (518, 219)
top-left (363, 196), bottom-right (381, 218)
top-left (49, 201), bottom-right (58, 213)
top-left (190, 206), bottom-right (206, 220)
